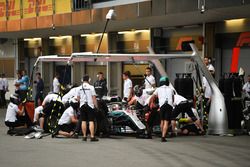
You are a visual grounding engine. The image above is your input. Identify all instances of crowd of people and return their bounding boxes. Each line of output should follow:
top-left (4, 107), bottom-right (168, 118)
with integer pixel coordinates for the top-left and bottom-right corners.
top-left (3, 57), bottom-right (250, 142)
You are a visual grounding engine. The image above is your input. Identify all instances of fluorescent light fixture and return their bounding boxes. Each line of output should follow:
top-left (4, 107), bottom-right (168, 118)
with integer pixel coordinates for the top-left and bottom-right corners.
top-left (118, 29), bottom-right (149, 34)
top-left (24, 38), bottom-right (41, 41)
top-left (134, 30), bottom-right (149, 33)
top-left (94, 33), bottom-right (103, 36)
top-left (81, 34), bottom-right (92, 37)
top-left (49, 35), bottom-right (72, 39)
top-left (225, 18), bottom-right (245, 25)
top-left (118, 31), bottom-right (133, 34)
top-left (81, 33), bottom-right (104, 37)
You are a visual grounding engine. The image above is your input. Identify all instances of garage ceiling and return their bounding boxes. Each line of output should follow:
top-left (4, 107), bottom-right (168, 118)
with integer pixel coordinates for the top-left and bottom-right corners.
top-left (0, 4), bottom-right (250, 38)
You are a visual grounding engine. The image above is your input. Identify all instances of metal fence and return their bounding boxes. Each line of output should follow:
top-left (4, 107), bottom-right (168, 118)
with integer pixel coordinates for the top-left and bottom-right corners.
top-left (73, 0), bottom-right (114, 10)
top-left (73, 0), bottom-right (91, 10)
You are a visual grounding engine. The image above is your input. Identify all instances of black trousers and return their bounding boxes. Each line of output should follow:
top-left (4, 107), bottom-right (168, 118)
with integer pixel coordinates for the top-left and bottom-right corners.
top-left (96, 100), bottom-right (109, 135)
top-left (0, 90), bottom-right (6, 106)
top-left (172, 101), bottom-right (197, 122)
top-left (35, 92), bottom-right (44, 107)
top-left (5, 115), bottom-right (27, 128)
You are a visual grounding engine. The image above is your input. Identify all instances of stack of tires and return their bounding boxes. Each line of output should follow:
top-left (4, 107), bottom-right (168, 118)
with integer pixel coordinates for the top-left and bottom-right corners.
top-left (219, 73), bottom-right (243, 131)
top-left (174, 73), bottom-right (194, 100)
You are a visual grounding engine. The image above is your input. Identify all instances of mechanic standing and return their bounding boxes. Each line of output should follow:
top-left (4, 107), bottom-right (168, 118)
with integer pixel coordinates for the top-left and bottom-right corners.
top-left (53, 73), bottom-right (60, 94)
top-left (122, 71), bottom-right (133, 102)
top-left (94, 72), bottom-right (110, 137)
top-left (0, 74), bottom-right (3, 107)
top-left (144, 67), bottom-right (156, 89)
top-left (203, 57), bottom-right (215, 76)
top-left (77, 75), bottom-right (99, 142)
top-left (94, 72), bottom-right (108, 99)
top-left (2, 73), bottom-right (8, 108)
top-left (150, 76), bottom-right (174, 142)
top-left (243, 74), bottom-right (250, 99)
top-left (34, 72), bottom-right (44, 107)
top-left (17, 70), bottom-right (29, 102)
top-left (202, 64), bottom-right (214, 114)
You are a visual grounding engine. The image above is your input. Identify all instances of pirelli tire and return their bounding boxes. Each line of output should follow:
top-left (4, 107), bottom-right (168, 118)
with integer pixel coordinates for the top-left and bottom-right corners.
top-left (47, 114), bottom-right (60, 134)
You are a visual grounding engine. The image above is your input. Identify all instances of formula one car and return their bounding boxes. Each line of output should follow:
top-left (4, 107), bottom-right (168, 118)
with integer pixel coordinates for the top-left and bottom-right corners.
top-left (107, 101), bottom-right (146, 134)
top-left (100, 96), bottom-right (161, 137)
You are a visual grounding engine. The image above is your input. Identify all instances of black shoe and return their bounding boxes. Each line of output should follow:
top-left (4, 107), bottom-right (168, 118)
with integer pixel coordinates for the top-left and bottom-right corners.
top-left (161, 137), bottom-right (167, 142)
top-left (82, 137), bottom-right (87, 141)
top-left (51, 133), bottom-right (56, 138)
top-left (90, 137), bottom-right (99, 142)
top-left (7, 129), bottom-right (14, 136)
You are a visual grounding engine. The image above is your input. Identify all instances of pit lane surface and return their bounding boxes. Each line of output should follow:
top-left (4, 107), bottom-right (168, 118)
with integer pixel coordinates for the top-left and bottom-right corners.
top-left (0, 108), bottom-right (249, 167)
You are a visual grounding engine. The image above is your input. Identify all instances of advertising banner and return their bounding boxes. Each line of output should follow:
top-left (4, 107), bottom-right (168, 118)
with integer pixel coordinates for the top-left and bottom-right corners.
top-left (0, 0), bottom-right (6, 21)
top-left (55, 0), bottom-right (71, 14)
top-left (38, 0), bottom-right (53, 16)
top-left (23, 0), bottom-right (37, 18)
top-left (8, 0), bottom-right (21, 20)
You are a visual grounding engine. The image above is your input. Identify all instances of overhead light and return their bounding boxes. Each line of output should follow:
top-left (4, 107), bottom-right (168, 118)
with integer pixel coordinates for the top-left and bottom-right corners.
top-left (93, 33), bottom-right (103, 36)
top-left (118, 31), bottom-right (133, 34)
top-left (81, 34), bottom-right (92, 37)
top-left (24, 38), bottom-right (41, 41)
top-left (49, 35), bottom-right (72, 39)
top-left (80, 33), bottom-right (104, 37)
top-left (225, 18), bottom-right (245, 25)
top-left (134, 30), bottom-right (149, 33)
top-left (118, 29), bottom-right (149, 34)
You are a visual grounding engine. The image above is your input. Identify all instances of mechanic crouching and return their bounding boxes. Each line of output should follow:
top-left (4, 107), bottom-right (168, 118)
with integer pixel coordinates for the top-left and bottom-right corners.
top-left (33, 92), bottom-right (64, 132)
top-left (5, 94), bottom-right (27, 131)
top-left (52, 98), bottom-right (79, 138)
top-left (128, 85), bottom-right (155, 139)
top-left (177, 108), bottom-right (203, 135)
top-left (5, 94), bottom-right (32, 134)
top-left (171, 94), bottom-right (205, 136)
